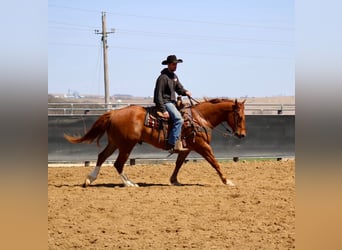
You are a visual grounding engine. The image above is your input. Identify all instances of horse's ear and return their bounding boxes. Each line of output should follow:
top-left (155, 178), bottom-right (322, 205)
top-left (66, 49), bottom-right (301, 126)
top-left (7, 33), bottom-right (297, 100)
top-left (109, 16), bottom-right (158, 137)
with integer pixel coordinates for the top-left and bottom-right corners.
top-left (235, 99), bottom-right (238, 105)
top-left (242, 99), bottom-right (246, 104)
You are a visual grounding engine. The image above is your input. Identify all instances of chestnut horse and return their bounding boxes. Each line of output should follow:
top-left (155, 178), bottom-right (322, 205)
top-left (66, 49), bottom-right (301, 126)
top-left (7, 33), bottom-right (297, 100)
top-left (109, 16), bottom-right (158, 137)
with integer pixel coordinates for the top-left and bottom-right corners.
top-left (64, 98), bottom-right (246, 187)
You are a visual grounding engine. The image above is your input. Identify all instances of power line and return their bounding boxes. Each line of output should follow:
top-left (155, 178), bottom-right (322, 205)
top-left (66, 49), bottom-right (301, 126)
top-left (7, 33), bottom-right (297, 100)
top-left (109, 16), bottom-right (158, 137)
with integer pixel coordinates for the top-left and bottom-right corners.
top-left (49, 26), bottom-right (96, 32)
top-left (116, 28), bottom-right (293, 46)
top-left (48, 42), bottom-right (98, 48)
top-left (48, 42), bottom-right (292, 60)
top-left (49, 4), bottom-right (293, 31)
top-left (48, 42), bottom-right (294, 60)
top-left (106, 11), bottom-right (293, 31)
top-left (48, 20), bottom-right (100, 29)
top-left (49, 24), bottom-right (293, 47)
top-left (48, 4), bottom-right (100, 14)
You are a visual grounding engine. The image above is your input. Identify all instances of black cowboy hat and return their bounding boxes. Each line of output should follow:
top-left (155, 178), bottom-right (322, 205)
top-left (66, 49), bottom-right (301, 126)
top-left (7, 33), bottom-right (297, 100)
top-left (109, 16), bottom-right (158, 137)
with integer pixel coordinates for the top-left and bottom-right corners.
top-left (161, 55), bottom-right (183, 65)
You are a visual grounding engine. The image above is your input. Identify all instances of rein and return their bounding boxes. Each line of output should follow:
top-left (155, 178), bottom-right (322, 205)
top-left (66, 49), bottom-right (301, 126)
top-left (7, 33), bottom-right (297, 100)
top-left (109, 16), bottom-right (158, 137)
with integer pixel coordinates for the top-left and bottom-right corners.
top-left (188, 96), bottom-right (200, 106)
top-left (218, 123), bottom-right (234, 138)
top-left (219, 106), bottom-right (241, 138)
top-left (186, 96), bottom-right (236, 138)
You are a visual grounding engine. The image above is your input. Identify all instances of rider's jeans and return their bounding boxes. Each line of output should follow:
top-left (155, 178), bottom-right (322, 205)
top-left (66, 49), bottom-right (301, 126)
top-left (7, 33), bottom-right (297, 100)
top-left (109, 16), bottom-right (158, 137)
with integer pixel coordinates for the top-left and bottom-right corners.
top-left (165, 102), bottom-right (184, 145)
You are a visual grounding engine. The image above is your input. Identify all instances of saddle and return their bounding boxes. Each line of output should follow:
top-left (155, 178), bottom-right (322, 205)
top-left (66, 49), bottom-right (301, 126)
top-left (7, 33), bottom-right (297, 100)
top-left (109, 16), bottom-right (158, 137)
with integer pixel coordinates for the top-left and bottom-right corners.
top-left (144, 97), bottom-right (192, 144)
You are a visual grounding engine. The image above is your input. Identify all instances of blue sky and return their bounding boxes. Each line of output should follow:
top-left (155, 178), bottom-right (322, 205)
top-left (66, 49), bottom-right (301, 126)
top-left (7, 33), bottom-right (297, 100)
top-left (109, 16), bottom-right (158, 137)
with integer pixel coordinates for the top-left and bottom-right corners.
top-left (48, 0), bottom-right (294, 98)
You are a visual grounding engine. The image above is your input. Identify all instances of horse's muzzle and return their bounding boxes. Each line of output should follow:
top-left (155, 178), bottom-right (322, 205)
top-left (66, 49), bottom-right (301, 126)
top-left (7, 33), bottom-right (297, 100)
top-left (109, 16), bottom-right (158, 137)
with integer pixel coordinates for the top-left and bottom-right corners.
top-left (235, 132), bottom-right (246, 138)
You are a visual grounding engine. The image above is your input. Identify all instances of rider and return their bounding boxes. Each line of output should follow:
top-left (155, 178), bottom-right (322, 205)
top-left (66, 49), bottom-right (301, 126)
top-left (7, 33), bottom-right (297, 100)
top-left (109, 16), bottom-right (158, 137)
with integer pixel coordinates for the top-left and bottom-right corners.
top-left (153, 55), bottom-right (192, 153)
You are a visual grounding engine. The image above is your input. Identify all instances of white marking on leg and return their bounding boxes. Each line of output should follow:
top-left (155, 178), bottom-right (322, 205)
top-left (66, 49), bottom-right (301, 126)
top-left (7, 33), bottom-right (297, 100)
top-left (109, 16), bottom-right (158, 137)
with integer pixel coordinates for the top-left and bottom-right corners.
top-left (84, 166), bottom-right (101, 186)
top-left (120, 172), bottom-right (139, 187)
top-left (225, 179), bottom-right (235, 187)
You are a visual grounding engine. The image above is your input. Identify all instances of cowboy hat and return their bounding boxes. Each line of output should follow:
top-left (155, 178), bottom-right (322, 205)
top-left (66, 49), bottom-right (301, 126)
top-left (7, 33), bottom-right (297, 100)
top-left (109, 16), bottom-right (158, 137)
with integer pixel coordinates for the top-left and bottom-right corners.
top-left (161, 55), bottom-right (183, 65)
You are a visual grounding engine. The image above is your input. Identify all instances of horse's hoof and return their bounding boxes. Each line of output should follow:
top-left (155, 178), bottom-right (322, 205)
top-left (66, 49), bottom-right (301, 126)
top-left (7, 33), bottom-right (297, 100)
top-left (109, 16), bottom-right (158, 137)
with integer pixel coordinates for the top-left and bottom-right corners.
top-left (83, 178), bottom-right (91, 187)
top-left (171, 181), bottom-right (182, 186)
top-left (225, 179), bottom-right (235, 186)
top-left (124, 182), bottom-right (139, 187)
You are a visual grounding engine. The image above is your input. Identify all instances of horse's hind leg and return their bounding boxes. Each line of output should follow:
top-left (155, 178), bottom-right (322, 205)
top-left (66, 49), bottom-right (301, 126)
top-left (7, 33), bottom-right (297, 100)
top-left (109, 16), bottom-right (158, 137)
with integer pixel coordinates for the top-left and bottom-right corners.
top-left (114, 146), bottom-right (138, 187)
top-left (170, 151), bottom-right (190, 185)
top-left (84, 143), bottom-right (117, 187)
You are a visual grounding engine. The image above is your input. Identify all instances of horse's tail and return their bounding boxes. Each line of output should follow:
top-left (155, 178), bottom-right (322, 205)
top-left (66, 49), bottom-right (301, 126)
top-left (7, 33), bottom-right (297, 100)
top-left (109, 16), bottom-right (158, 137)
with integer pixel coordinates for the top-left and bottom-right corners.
top-left (64, 112), bottom-right (112, 146)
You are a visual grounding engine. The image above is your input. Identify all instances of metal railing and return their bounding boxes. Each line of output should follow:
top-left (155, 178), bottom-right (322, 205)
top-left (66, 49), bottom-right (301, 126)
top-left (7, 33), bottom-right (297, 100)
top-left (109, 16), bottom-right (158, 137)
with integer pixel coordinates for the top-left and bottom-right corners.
top-left (245, 103), bottom-right (295, 115)
top-left (48, 102), bottom-right (295, 115)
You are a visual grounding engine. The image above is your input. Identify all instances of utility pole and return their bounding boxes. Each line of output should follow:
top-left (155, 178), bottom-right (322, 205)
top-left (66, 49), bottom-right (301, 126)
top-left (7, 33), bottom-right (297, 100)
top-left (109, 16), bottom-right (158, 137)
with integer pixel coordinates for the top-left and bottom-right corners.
top-left (95, 12), bottom-right (115, 109)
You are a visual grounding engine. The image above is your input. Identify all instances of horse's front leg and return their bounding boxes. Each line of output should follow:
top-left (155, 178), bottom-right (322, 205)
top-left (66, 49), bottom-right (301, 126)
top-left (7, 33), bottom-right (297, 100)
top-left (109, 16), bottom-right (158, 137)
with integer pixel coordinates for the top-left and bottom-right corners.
top-left (170, 151), bottom-right (190, 185)
top-left (196, 144), bottom-right (235, 186)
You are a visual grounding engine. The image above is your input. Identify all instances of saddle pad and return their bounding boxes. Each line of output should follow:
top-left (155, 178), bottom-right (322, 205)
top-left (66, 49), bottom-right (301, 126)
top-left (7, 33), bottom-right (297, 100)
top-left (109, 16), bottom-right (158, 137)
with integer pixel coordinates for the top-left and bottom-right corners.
top-left (144, 106), bottom-right (163, 129)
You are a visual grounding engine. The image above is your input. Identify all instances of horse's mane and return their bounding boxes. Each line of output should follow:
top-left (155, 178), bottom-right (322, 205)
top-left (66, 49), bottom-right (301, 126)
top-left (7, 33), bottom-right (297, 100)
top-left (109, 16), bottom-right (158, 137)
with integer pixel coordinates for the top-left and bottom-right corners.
top-left (191, 97), bottom-right (235, 108)
top-left (203, 97), bottom-right (234, 104)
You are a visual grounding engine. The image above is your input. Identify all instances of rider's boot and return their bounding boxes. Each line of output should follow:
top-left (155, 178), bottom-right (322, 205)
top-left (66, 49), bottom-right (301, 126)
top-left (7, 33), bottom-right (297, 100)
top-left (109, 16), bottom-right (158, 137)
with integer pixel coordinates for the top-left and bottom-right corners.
top-left (169, 139), bottom-right (188, 153)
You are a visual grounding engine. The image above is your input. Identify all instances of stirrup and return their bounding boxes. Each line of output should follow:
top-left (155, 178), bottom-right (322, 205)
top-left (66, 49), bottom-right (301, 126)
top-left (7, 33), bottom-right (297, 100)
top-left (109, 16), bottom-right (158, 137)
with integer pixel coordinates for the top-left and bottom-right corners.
top-left (173, 140), bottom-right (188, 152)
top-left (168, 147), bottom-right (188, 154)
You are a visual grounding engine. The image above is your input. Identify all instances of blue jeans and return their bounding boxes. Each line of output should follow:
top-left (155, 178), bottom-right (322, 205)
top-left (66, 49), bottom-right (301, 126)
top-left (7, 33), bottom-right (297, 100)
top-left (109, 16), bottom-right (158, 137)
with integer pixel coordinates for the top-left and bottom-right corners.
top-left (165, 102), bottom-right (184, 145)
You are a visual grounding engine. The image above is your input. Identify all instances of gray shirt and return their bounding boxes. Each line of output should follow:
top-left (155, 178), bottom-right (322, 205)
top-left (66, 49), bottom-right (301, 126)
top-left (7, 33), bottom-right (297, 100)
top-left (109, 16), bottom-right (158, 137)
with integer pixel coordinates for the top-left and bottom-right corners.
top-left (153, 68), bottom-right (188, 112)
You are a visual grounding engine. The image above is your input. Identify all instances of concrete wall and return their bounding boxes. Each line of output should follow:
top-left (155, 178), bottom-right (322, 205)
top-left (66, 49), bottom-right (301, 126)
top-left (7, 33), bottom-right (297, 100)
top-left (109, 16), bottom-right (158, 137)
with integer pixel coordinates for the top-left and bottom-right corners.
top-left (48, 115), bottom-right (295, 162)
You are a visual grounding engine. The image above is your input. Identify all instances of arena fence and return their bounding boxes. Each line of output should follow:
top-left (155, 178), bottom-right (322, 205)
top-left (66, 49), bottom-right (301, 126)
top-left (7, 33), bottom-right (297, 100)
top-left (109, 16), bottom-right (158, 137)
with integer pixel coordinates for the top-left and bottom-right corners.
top-left (48, 113), bottom-right (295, 164)
top-left (48, 102), bottom-right (295, 116)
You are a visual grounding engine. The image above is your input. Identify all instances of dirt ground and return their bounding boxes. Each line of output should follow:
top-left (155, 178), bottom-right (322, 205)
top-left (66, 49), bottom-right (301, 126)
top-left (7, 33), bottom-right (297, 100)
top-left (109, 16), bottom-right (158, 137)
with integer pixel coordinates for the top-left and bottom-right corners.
top-left (48, 159), bottom-right (295, 249)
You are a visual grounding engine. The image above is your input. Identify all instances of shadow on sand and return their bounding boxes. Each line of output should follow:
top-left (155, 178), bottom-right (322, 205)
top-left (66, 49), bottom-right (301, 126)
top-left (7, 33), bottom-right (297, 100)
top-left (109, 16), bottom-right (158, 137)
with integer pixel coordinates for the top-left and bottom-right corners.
top-left (50, 182), bottom-right (206, 188)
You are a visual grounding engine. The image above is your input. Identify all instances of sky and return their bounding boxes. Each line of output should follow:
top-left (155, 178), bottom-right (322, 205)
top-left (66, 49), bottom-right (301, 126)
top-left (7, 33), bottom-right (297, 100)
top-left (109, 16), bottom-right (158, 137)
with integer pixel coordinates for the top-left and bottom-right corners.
top-left (48, 0), bottom-right (294, 98)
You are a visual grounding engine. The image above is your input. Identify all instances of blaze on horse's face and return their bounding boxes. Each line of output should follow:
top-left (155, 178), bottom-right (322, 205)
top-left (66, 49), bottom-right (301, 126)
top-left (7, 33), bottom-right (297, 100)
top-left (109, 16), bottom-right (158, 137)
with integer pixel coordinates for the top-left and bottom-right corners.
top-left (228, 99), bottom-right (247, 138)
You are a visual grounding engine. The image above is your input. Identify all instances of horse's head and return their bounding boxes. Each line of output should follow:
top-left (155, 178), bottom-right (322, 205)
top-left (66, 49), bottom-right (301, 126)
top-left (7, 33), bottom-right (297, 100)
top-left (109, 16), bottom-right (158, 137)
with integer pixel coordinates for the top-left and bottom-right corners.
top-left (227, 99), bottom-right (247, 138)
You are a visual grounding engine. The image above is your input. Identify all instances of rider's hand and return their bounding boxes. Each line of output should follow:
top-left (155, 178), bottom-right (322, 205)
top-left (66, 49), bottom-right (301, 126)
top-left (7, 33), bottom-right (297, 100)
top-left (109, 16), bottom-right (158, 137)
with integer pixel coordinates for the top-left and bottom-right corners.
top-left (163, 111), bottom-right (170, 119)
top-left (185, 91), bottom-right (192, 97)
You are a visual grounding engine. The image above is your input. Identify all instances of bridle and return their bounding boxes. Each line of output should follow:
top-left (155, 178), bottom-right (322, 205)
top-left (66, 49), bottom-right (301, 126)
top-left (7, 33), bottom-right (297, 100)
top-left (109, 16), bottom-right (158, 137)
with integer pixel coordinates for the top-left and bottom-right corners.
top-left (218, 105), bottom-right (240, 138)
top-left (188, 96), bottom-right (240, 138)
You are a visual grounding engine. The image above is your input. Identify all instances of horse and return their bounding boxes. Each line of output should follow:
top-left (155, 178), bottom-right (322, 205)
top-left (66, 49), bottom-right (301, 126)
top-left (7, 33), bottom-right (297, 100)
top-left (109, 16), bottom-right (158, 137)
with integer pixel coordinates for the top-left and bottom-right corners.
top-left (64, 98), bottom-right (246, 187)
